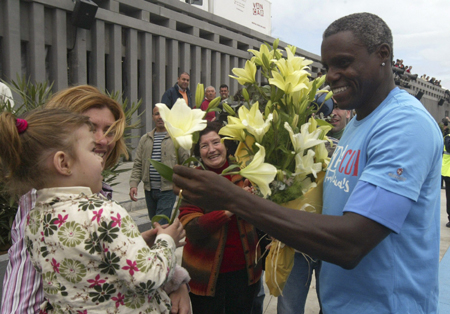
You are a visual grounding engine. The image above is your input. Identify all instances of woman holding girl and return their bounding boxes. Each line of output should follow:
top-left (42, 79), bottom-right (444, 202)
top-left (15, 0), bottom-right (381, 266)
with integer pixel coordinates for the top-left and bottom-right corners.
top-left (1, 86), bottom-right (191, 314)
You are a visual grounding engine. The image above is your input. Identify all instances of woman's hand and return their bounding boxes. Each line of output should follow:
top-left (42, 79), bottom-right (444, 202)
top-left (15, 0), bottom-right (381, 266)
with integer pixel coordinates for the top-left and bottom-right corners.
top-left (169, 284), bottom-right (191, 314)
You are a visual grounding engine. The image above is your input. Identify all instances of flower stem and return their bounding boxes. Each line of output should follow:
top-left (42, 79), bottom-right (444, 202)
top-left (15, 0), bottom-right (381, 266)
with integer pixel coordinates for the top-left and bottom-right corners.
top-left (220, 171), bottom-right (240, 176)
top-left (243, 141), bottom-right (254, 155)
top-left (169, 191), bottom-right (183, 225)
top-left (254, 84), bottom-right (270, 101)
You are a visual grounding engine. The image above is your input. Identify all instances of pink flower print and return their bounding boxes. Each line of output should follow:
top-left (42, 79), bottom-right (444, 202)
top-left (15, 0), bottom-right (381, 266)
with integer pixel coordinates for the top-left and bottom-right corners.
top-left (112, 292), bottom-right (125, 308)
top-left (111, 213), bottom-right (122, 227)
top-left (51, 258), bottom-right (60, 273)
top-left (54, 214), bottom-right (68, 228)
top-left (76, 310), bottom-right (87, 314)
top-left (40, 231), bottom-right (44, 242)
top-left (102, 243), bottom-right (109, 253)
top-left (91, 208), bottom-right (103, 224)
top-left (122, 259), bottom-right (139, 276)
top-left (87, 274), bottom-right (106, 288)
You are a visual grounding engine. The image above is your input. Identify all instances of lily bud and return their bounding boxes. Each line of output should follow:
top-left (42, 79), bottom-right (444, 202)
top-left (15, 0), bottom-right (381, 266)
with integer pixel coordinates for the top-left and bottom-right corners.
top-left (242, 88), bottom-right (250, 103)
top-left (273, 110), bottom-right (279, 124)
top-left (292, 114), bottom-right (299, 128)
top-left (277, 169), bottom-right (284, 181)
top-left (273, 38), bottom-right (280, 50)
top-left (223, 102), bottom-right (236, 116)
top-left (207, 96), bottom-right (221, 111)
top-left (324, 91), bottom-right (333, 102)
top-left (195, 83), bottom-right (204, 108)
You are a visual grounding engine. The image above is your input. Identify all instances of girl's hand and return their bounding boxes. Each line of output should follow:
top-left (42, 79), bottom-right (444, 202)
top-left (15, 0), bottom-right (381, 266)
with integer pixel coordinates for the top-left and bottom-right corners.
top-left (141, 222), bottom-right (169, 247)
top-left (242, 179), bottom-right (256, 194)
top-left (157, 218), bottom-right (186, 248)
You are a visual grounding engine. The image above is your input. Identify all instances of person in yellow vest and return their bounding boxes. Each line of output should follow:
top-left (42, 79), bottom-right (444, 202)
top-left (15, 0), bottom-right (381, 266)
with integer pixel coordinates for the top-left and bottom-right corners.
top-left (442, 134), bottom-right (450, 227)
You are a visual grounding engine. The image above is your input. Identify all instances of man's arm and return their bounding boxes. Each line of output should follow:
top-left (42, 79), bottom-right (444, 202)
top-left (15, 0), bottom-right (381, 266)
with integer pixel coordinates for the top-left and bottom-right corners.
top-left (173, 165), bottom-right (390, 269)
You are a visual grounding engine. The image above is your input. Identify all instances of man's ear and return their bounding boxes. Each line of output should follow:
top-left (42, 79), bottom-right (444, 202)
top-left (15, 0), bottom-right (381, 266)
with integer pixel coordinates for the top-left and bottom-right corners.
top-left (53, 151), bottom-right (73, 176)
top-left (377, 43), bottom-right (391, 64)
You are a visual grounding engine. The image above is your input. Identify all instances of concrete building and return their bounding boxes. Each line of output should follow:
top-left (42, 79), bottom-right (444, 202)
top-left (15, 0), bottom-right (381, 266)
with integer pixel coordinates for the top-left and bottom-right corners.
top-left (0, 0), bottom-right (448, 131)
top-left (0, 0), bottom-right (323, 136)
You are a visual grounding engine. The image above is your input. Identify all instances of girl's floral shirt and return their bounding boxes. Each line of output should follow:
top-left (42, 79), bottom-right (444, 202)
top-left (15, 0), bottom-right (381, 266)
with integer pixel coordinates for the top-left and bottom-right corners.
top-left (25, 187), bottom-right (176, 314)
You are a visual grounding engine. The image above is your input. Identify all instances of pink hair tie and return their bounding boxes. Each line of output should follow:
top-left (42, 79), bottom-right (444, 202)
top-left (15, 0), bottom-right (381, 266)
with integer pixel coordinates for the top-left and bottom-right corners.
top-left (16, 118), bottom-right (28, 134)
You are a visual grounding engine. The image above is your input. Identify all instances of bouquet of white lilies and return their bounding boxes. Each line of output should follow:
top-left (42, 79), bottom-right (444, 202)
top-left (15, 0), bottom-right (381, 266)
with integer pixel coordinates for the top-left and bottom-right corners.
top-left (220, 39), bottom-right (333, 296)
top-left (221, 40), bottom-right (333, 204)
top-left (151, 39), bottom-right (333, 296)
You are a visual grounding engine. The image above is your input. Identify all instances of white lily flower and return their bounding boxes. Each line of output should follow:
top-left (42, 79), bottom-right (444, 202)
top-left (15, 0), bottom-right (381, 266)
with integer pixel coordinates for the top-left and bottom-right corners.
top-left (239, 143), bottom-right (277, 198)
top-left (156, 99), bottom-right (207, 151)
top-left (239, 102), bottom-right (273, 143)
top-left (284, 122), bottom-right (326, 154)
top-left (293, 149), bottom-right (323, 179)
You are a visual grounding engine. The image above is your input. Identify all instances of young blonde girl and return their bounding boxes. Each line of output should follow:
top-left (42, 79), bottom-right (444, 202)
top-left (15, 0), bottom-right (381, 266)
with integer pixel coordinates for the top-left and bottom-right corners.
top-left (0, 109), bottom-right (186, 313)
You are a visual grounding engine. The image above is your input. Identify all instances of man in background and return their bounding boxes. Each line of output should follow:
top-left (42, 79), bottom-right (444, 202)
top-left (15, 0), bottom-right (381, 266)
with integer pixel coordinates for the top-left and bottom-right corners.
top-left (161, 72), bottom-right (192, 108)
top-left (200, 86), bottom-right (217, 121)
top-left (129, 106), bottom-right (188, 223)
top-left (328, 99), bottom-right (351, 140)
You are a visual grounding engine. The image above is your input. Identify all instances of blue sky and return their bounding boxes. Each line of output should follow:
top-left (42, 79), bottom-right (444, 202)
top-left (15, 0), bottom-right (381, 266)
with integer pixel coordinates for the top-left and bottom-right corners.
top-left (270, 0), bottom-right (450, 89)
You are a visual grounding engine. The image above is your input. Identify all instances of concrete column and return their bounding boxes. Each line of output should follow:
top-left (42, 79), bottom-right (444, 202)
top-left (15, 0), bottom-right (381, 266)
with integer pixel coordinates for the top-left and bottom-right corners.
top-left (51, 8), bottom-right (68, 91)
top-left (29, 2), bottom-right (46, 83)
top-left (201, 48), bottom-right (211, 86)
top-left (191, 45), bottom-right (201, 107)
top-left (211, 50), bottom-right (220, 88)
top-left (168, 39), bottom-right (179, 85)
top-left (69, 28), bottom-right (87, 85)
top-left (139, 32), bottom-right (153, 134)
top-left (2, 0), bottom-right (21, 82)
top-left (125, 28), bottom-right (139, 152)
top-left (90, 20), bottom-right (106, 89)
top-left (107, 24), bottom-right (122, 93)
top-left (154, 36), bottom-right (166, 104)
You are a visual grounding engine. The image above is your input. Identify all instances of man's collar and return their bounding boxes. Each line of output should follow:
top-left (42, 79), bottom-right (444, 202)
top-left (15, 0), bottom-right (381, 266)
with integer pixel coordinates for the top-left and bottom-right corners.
top-left (177, 84), bottom-right (186, 92)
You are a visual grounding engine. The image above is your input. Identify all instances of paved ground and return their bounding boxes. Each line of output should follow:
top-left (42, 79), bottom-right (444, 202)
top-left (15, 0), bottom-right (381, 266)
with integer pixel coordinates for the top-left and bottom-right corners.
top-left (115, 162), bottom-right (450, 314)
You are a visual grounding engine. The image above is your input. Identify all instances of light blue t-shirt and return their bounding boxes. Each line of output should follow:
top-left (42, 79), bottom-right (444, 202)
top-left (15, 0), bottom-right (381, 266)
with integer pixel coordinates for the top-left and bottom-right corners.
top-left (321, 87), bottom-right (442, 313)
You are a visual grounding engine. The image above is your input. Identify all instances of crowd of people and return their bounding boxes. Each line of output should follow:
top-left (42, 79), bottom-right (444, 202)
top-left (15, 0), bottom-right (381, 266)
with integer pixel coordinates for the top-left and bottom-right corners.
top-left (0, 12), bottom-right (443, 314)
top-left (421, 74), bottom-right (443, 87)
top-left (394, 58), bottom-right (444, 87)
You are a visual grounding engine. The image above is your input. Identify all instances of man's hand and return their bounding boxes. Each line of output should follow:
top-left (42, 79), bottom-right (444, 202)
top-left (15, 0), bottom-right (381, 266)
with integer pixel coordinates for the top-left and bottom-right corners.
top-left (172, 165), bottom-right (240, 213)
top-left (129, 187), bottom-right (138, 201)
top-left (169, 284), bottom-right (191, 314)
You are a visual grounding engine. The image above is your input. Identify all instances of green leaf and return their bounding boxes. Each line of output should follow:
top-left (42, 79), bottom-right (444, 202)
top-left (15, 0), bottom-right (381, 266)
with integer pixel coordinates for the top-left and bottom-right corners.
top-left (151, 215), bottom-right (171, 226)
top-left (149, 159), bottom-right (173, 182)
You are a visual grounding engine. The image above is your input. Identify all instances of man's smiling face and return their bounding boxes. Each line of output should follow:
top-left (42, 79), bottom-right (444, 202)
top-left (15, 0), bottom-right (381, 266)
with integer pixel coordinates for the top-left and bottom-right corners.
top-left (321, 31), bottom-right (384, 119)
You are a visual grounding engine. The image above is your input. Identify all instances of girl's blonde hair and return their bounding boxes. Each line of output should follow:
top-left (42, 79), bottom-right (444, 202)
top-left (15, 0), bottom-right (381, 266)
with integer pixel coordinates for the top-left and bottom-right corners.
top-left (0, 109), bottom-right (92, 196)
top-left (45, 85), bottom-right (129, 170)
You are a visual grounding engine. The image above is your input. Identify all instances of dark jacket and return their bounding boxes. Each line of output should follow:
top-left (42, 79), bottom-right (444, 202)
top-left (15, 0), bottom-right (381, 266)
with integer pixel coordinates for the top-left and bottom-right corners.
top-left (161, 83), bottom-right (193, 108)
